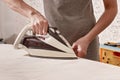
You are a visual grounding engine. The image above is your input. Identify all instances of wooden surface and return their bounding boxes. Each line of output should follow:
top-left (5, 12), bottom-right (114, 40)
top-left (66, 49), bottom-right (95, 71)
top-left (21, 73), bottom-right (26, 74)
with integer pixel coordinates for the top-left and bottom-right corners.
top-left (0, 44), bottom-right (120, 80)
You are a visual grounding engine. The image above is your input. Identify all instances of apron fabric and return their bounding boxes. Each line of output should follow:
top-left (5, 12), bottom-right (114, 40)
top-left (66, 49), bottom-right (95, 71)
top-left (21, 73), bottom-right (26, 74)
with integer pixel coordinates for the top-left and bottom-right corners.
top-left (43, 0), bottom-right (99, 61)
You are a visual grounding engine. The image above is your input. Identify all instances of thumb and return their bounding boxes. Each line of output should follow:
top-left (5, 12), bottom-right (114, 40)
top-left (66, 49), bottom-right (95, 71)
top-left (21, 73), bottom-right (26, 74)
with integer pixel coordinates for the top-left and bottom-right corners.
top-left (72, 43), bottom-right (78, 56)
top-left (72, 43), bottom-right (77, 50)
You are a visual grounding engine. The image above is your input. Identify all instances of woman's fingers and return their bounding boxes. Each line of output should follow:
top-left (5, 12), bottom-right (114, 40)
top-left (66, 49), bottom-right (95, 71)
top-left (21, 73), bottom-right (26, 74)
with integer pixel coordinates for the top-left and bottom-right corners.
top-left (77, 46), bottom-right (86, 57)
top-left (72, 43), bottom-right (79, 56)
top-left (39, 21), bottom-right (43, 35)
top-left (36, 23), bottom-right (40, 34)
top-left (43, 20), bottom-right (48, 35)
top-left (32, 24), bottom-right (36, 34)
top-left (31, 14), bottom-right (48, 35)
top-left (72, 43), bottom-right (86, 58)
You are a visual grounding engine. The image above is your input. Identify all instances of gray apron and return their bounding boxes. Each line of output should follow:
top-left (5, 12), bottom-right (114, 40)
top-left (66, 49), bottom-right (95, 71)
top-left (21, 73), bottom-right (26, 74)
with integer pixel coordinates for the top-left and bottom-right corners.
top-left (43, 0), bottom-right (99, 61)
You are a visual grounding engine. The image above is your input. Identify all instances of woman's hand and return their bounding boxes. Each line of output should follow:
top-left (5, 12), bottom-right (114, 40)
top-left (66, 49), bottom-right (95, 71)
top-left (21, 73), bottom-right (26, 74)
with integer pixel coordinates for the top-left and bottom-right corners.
top-left (3, 0), bottom-right (49, 35)
top-left (30, 13), bottom-right (48, 35)
top-left (72, 36), bottom-right (90, 58)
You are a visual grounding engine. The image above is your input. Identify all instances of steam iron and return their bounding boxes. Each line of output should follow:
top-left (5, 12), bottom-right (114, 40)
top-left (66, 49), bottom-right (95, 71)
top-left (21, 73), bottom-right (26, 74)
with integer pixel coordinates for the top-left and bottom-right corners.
top-left (13, 24), bottom-right (77, 59)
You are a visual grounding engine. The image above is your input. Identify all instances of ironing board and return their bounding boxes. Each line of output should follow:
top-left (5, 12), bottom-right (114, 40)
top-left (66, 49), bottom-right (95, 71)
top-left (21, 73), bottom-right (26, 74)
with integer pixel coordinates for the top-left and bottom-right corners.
top-left (0, 44), bottom-right (120, 80)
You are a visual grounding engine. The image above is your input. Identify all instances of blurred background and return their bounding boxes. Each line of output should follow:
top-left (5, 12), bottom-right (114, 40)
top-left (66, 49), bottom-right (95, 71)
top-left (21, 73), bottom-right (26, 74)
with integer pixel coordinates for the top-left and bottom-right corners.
top-left (0, 0), bottom-right (120, 44)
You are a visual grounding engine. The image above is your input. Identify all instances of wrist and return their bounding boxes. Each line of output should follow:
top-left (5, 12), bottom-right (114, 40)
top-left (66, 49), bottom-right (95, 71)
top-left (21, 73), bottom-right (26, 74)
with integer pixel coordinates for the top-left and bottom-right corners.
top-left (83, 34), bottom-right (94, 44)
top-left (29, 10), bottom-right (40, 18)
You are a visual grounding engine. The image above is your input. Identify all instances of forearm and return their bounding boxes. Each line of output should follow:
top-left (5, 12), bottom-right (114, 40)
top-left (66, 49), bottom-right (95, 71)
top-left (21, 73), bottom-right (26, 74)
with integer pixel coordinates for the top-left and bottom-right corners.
top-left (3, 0), bottom-right (48, 35)
top-left (85, 0), bottom-right (118, 43)
top-left (3, 0), bottom-right (41, 19)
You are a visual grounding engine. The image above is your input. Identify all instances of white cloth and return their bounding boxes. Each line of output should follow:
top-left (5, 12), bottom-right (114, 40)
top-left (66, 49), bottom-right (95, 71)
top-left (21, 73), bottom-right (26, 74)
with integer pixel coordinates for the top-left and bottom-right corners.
top-left (0, 44), bottom-right (120, 80)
